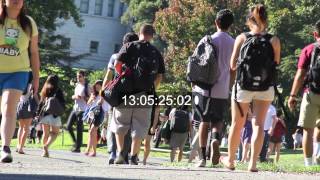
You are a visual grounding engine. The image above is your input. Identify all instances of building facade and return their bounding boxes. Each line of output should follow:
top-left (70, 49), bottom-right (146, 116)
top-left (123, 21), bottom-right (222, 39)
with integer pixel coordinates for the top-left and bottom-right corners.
top-left (56, 0), bottom-right (129, 69)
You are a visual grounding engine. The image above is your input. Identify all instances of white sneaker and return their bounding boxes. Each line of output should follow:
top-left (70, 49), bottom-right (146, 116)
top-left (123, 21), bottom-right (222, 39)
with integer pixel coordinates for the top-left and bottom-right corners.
top-left (196, 159), bottom-right (206, 167)
top-left (1, 150), bottom-right (13, 163)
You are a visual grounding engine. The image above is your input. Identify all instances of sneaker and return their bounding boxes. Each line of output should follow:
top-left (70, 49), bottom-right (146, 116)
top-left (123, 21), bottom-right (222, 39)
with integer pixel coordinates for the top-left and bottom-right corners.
top-left (71, 148), bottom-right (81, 153)
top-left (115, 153), bottom-right (125, 164)
top-left (108, 158), bottom-right (115, 165)
top-left (1, 146), bottom-right (13, 163)
top-left (130, 154), bottom-right (138, 165)
top-left (210, 140), bottom-right (221, 165)
top-left (196, 159), bottom-right (206, 167)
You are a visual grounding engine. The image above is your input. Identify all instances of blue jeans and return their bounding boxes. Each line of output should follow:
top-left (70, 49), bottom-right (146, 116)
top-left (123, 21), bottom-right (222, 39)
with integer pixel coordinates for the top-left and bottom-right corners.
top-left (260, 130), bottom-right (270, 162)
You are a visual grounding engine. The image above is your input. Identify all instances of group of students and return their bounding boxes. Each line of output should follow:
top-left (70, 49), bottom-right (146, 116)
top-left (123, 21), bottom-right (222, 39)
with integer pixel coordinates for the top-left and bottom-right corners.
top-left (1, 0), bottom-right (320, 174)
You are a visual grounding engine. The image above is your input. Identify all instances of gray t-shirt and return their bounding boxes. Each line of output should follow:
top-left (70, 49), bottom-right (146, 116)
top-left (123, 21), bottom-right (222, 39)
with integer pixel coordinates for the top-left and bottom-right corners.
top-left (193, 31), bottom-right (235, 99)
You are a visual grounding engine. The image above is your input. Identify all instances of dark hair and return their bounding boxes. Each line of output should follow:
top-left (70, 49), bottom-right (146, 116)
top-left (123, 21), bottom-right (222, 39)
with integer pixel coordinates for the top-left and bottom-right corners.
top-left (40, 75), bottom-right (59, 101)
top-left (246, 4), bottom-right (268, 30)
top-left (0, 1), bottom-right (32, 36)
top-left (140, 24), bottom-right (155, 37)
top-left (315, 20), bottom-right (320, 34)
top-left (276, 110), bottom-right (283, 117)
top-left (123, 32), bottom-right (139, 44)
top-left (93, 80), bottom-right (103, 96)
top-left (77, 70), bottom-right (86, 77)
top-left (216, 9), bottom-right (234, 30)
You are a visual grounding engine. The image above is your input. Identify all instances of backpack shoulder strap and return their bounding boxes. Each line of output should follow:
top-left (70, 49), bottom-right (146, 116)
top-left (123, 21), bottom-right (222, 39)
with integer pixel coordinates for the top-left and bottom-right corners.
top-left (310, 43), bottom-right (320, 68)
top-left (263, 33), bottom-right (273, 41)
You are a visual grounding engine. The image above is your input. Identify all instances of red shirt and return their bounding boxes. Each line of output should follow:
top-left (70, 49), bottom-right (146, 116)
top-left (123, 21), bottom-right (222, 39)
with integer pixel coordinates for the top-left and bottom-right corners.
top-left (298, 43), bottom-right (316, 70)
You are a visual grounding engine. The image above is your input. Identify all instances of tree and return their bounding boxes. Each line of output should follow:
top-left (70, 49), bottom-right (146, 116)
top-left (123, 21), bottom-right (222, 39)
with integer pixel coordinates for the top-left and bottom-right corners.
top-left (25, 0), bottom-right (84, 122)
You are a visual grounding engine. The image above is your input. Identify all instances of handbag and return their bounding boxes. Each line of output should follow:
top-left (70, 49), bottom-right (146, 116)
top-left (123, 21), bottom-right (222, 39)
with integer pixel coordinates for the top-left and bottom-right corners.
top-left (102, 68), bottom-right (133, 107)
top-left (44, 97), bottom-right (65, 116)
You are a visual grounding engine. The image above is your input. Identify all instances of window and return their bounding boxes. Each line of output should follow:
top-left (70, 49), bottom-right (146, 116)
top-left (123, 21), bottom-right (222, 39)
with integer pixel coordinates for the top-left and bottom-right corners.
top-left (61, 38), bottom-right (71, 49)
top-left (107, 0), bottom-right (115, 17)
top-left (90, 41), bottom-right (99, 53)
top-left (94, 0), bottom-right (103, 15)
top-left (114, 44), bottom-right (120, 53)
top-left (118, 2), bottom-right (125, 18)
top-left (80, 0), bottom-right (89, 14)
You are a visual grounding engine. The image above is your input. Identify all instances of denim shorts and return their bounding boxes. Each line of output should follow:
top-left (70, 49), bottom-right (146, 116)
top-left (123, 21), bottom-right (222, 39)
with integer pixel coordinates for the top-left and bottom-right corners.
top-left (0, 72), bottom-right (30, 95)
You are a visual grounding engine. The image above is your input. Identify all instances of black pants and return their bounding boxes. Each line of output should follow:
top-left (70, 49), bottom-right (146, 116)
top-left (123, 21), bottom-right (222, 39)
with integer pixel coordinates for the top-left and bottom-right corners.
top-left (260, 130), bottom-right (270, 162)
top-left (66, 110), bottom-right (84, 150)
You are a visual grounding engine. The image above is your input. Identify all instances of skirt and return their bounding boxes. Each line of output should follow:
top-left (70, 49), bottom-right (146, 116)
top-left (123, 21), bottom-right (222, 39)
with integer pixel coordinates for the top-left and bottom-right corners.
top-left (40, 115), bottom-right (62, 127)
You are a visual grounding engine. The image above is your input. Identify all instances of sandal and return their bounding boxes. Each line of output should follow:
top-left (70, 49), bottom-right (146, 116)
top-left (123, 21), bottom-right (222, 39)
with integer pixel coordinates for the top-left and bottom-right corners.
top-left (220, 156), bottom-right (235, 171)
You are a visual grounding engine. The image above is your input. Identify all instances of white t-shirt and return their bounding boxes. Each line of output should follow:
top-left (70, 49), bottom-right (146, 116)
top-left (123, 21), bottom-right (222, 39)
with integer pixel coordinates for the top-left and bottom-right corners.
top-left (264, 105), bottom-right (276, 131)
top-left (91, 95), bottom-right (110, 112)
top-left (73, 83), bottom-right (88, 112)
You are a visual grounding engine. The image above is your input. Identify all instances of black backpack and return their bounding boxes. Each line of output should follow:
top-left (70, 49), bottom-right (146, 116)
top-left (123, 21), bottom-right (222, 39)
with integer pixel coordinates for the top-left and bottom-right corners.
top-left (236, 33), bottom-right (276, 91)
top-left (187, 35), bottom-right (219, 90)
top-left (170, 109), bottom-right (189, 133)
top-left (129, 41), bottom-right (160, 93)
top-left (306, 43), bottom-right (320, 93)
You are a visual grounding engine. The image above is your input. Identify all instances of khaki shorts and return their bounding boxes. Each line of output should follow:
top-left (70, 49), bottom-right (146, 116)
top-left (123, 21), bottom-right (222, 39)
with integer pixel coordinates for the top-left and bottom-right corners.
top-left (113, 105), bottom-right (152, 139)
top-left (298, 91), bottom-right (320, 129)
top-left (232, 84), bottom-right (275, 103)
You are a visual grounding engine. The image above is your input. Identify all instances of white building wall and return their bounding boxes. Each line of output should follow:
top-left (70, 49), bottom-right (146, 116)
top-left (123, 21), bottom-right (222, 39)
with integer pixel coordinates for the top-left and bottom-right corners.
top-left (56, 0), bottom-right (129, 69)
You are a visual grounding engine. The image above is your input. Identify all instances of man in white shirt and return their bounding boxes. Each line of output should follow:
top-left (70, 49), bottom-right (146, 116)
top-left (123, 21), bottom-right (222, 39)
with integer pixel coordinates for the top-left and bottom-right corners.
top-left (260, 104), bottom-right (276, 162)
top-left (66, 70), bottom-right (90, 153)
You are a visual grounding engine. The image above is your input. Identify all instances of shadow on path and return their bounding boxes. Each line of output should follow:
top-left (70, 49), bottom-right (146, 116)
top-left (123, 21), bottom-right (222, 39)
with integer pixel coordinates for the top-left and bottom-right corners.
top-left (0, 174), bottom-right (137, 180)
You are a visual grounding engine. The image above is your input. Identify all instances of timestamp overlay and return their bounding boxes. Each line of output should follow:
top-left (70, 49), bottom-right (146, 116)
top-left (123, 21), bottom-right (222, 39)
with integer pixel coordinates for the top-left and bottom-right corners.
top-left (121, 93), bottom-right (192, 108)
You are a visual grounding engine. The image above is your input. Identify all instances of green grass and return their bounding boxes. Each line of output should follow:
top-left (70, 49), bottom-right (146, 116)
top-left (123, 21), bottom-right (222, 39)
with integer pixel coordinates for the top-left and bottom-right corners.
top-left (161, 149), bottom-right (320, 173)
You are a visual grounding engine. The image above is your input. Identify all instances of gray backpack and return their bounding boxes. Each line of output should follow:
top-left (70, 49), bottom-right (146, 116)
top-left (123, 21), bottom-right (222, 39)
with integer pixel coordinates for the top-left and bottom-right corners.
top-left (187, 35), bottom-right (219, 90)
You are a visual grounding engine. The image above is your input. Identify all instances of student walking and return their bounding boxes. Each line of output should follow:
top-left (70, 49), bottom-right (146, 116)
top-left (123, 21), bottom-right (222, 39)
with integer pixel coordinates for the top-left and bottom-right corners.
top-left (221, 4), bottom-right (281, 172)
top-left (102, 32), bottom-right (139, 164)
top-left (36, 75), bottom-right (65, 158)
top-left (267, 110), bottom-right (286, 163)
top-left (16, 75), bottom-right (38, 154)
top-left (0, 0), bottom-right (40, 163)
top-left (191, 9), bottom-right (235, 167)
top-left (110, 24), bottom-right (165, 165)
top-left (292, 128), bottom-right (303, 151)
top-left (84, 80), bottom-right (110, 157)
top-left (169, 106), bottom-right (192, 162)
top-left (288, 20), bottom-right (320, 166)
top-left (66, 70), bottom-right (90, 153)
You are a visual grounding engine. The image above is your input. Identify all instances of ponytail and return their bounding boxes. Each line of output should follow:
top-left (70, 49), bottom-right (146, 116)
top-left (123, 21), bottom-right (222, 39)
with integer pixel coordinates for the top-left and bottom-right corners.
top-left (246, 4), bottom-right (268, 30)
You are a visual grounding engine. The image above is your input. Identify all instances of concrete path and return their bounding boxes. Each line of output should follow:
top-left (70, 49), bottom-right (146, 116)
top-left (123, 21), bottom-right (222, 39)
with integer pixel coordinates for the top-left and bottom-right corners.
top-left (0, 148), bottom-right (318, 180)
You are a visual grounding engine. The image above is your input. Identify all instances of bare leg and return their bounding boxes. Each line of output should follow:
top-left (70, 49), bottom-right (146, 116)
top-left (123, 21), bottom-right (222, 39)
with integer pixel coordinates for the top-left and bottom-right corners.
top-left (17, 121), bottom-right (23, 150)
top-left (248, 100), bottom-right (271, 171)
top-left (178, 147), bottom-right (183, 162)
top-left (242, 142), bottom-right (250, 162)
top-left (224, 101), bottom-right (249, 168)
top-left (19, 119), bottom-right (32, 153)
top-left (275, 143), bottom-right (281, 163)
top-left (303, 128), bottom-right (314, 163)
top-left (143, 135), bottom-right (152, 165)
top-left (267, 142), bottom-right (275, 161)
top-left (1, 90), bottom-right (22, 147)
top-left (170, 148), bottom-right (176, 162)
top-left (91, 126), bottom-right (98, 156)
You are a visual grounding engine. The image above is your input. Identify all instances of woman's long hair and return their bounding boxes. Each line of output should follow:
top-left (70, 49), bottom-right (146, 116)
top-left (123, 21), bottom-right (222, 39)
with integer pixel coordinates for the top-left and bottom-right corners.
top-left (0, 0), bottom-right (32, 36)
top-left (40, 75), bottom-right (59, 101)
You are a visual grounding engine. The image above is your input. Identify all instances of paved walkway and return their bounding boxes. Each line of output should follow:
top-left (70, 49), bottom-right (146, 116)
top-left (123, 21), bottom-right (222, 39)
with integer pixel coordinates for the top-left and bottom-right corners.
top-left (0, 148), bottom-right (318, 180)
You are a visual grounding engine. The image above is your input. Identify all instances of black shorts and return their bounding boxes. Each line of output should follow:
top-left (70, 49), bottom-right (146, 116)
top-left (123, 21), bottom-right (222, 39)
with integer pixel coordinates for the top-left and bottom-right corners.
top-left (192, 92), bottom-right (227, 124)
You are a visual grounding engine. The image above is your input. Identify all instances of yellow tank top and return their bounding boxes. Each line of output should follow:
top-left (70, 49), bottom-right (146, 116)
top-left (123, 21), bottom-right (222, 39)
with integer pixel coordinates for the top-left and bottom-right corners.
top-left (0, 16), bottom-right (38, 73)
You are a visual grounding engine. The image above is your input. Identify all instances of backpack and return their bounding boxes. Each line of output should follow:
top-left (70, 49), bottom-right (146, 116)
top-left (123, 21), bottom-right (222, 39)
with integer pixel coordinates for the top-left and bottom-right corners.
top-left (170, 109), bottom-right (189, 133)
top-left (187, 35), bottom-right (219, 90)
top-left (306, 43), bottom-right (320, 93)
top-left (128, 41), bottom-right (160, 93)
top-left (236, 33), bottom-right (276, 91)
top-left (82, 103), bottom-right (104, 124)
top-left (161, 120), bottom-right (172, 140)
